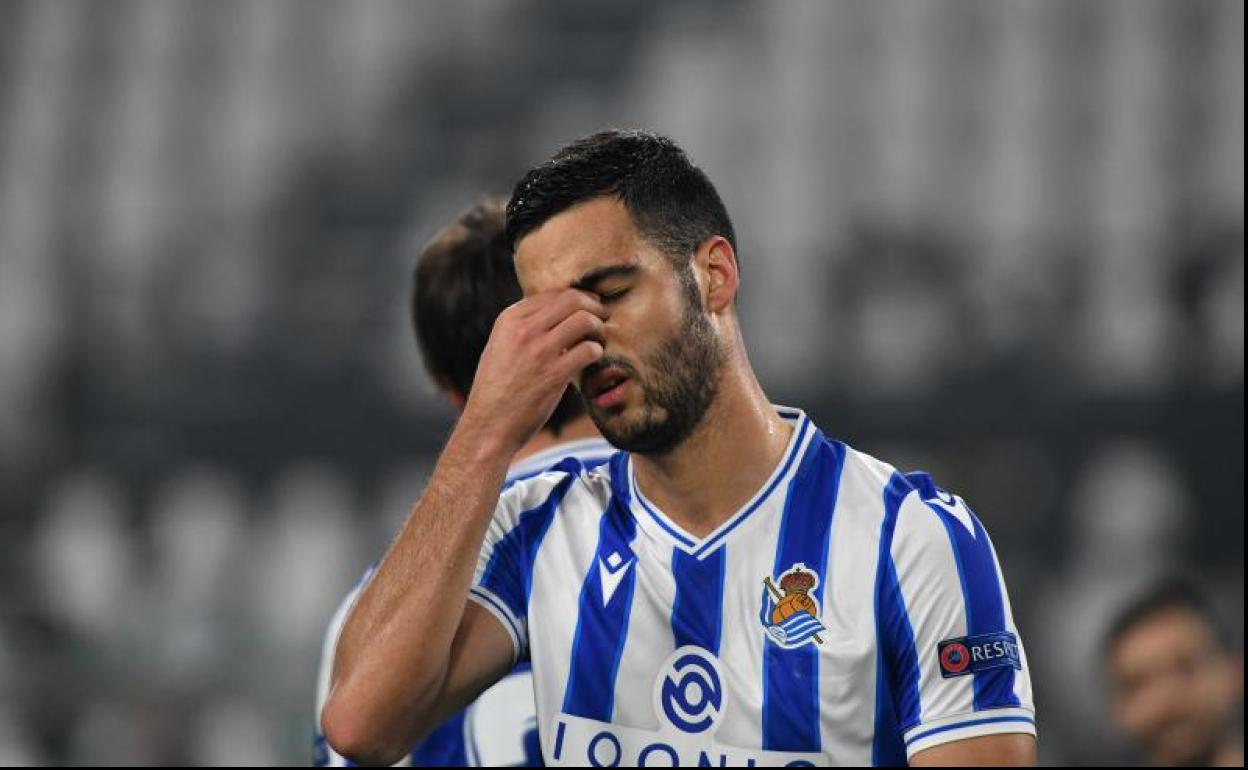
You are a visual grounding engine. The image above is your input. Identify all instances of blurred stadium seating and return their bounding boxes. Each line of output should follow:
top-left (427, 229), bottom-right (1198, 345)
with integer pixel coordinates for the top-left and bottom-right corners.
top-left (0, 0), bottom-right (1240, 764)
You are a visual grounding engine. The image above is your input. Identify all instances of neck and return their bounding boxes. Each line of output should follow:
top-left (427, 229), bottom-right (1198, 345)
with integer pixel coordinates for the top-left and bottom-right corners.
top-left (631, 350), bottom-right (792, 538)
top-left (514, 415), bottom-right (602, 464)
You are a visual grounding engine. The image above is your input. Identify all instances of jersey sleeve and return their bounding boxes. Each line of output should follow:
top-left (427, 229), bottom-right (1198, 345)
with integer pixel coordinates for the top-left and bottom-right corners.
top-left (877, 472), bottom-right (1036, 761)
top-left (467, 466), bottom-right (576, 664)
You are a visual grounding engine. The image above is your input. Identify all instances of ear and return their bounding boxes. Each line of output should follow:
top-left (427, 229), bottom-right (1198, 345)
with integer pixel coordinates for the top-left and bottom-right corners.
top-left (697, 235), bottom-right (739, 313)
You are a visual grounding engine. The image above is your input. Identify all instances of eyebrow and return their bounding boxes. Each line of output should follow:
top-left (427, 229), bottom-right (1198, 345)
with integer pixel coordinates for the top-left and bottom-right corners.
top-left (570, 263), bottom-right (640, 293)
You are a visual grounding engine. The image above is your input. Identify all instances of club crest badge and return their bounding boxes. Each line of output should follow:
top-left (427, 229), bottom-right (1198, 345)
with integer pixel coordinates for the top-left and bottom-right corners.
top-left (758, 563), bottom-right (826, 649)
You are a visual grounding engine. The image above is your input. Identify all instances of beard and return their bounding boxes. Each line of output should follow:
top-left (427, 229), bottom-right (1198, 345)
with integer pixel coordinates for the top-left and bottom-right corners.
top-left (579, 274), bottom-right (723, 455)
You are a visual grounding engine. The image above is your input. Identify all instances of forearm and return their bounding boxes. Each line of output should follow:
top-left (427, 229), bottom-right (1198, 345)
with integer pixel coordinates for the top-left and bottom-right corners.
top-left (323, 416), bottom-right (514, 761)
top-left (322, 288), bottom-right (607, 764)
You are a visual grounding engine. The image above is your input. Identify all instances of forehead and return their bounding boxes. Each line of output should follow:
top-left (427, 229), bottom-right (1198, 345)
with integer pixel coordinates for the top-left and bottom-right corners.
top-left (1109, 607), bottom-right (1215, 675)
top-left (514, 196), bottom-right (651, 295)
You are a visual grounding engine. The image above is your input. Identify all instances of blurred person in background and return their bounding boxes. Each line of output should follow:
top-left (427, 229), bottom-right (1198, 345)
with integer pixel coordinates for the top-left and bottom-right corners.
top-left (314, 198), bottom-right (611, 767)
top-left (1105, 577), bottom-right (1244, 767)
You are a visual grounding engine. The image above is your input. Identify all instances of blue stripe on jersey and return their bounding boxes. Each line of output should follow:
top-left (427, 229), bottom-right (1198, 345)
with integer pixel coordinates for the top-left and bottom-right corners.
top-left (562, 454), bottom-right (639, 721)
top-left (907, 472), bottom-right (1019, 711)
top-left (904, 714), bottom-right (1036, 747)
top-left (313, 732), bottom-right (329, 766)
top-left (670, 547), bottom-right (727, 654)
top-left (477, 468), bottom-right (577, 623)
top-left (872, 472), bottom-right (921, 766)
top-left (408, 712), bottom-right (468, 767)
top-left (761, 434), bottom-right (844, 753)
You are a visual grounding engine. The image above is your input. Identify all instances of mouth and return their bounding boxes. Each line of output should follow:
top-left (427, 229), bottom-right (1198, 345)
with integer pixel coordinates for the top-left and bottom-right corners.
top-left (585, 366), bottom-right (632, 409)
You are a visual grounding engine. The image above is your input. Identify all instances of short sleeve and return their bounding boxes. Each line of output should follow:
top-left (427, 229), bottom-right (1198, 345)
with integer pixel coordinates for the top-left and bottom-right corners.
top-left (467, 467), bottom-right (576, 664)
top-left (878, 472), bottom-right (1036, 761)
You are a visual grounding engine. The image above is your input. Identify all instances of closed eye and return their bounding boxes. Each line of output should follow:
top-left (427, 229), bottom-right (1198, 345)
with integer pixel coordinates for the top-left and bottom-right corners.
top-left (600, 288), bottom-right (630, 304)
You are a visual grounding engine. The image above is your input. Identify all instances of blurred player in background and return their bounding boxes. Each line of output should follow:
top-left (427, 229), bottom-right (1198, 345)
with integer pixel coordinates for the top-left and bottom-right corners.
top-left (313, 199), bottom-right (611, 766)
top-left (324, 130), bottom-right (1037, 766)
top-left (1105, 577), bottom-right (1244, 767)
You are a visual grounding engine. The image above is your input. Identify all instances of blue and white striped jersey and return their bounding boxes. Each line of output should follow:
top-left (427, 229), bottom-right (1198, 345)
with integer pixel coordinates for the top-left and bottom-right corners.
top-left (314, 437), bottom-right (616, 768)
top-left (468, 407), bottom-right (1035, 766)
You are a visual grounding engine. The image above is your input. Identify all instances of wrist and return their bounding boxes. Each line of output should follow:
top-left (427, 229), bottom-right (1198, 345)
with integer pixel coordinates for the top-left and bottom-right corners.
top-left (452, 410), bottom-right (523, 467)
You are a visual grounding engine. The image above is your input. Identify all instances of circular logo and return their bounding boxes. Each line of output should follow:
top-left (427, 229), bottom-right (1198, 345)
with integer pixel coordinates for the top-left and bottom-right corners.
top-left (653, 646), bottom-right (725, 735)
top-left (940, 642), bottom-right (971, 674)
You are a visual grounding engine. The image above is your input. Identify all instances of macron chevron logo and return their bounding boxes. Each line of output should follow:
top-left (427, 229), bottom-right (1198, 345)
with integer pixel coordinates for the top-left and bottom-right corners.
top-left (927, 490), bottom-right (976, 537)
top-left (597, 551), bottom-right (634, 606)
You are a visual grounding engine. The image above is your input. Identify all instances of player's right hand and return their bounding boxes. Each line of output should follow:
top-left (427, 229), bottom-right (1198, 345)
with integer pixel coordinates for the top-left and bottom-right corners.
top-left (460, 288), bottom-right (607, 453)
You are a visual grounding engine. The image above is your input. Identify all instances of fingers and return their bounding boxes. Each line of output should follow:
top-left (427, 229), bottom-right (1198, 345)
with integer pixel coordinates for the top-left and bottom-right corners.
top-left (547, 308), bottom-right (606, 353)
top-left (553, 338), bottom-right (605, 382)
top-left (527, 288), bottom-right (608, 332)
top-left (485, 288), bottom-right (607, 395)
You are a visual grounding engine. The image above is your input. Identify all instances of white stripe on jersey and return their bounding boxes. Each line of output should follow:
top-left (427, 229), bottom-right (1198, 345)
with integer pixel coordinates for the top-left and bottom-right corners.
top-left (892, 492), bottom-right (977, 722)
top-left (470, 406), bottom-right (1035, 766)
top-left (814, 439), bottom-right (893, 763)
top-left (506, 438), bottom-right (614, 481)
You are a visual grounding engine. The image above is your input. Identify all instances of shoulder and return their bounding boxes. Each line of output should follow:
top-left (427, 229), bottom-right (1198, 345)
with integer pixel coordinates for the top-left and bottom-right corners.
top-left (823, 438), bottom-right (987, 547)
top-left (883, 468), bottom-right (997, 565)
top-left (503, 438), bottom-right (615, 483)
top-left (496, 451), bottom-right (621, 521)
top-left (805, 435), bottom-right (902, 523)
top-left (880, 466), bottom-right (1000, 581)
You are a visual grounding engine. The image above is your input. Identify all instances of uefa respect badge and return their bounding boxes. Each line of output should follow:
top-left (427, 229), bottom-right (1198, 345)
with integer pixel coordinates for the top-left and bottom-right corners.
top-left (938, 632), bottom-right (1022, 678)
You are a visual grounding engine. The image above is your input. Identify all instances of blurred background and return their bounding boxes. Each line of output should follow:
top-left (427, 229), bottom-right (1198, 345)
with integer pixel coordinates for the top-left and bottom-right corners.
top-left (0, 0), bottom-right (1241, 765)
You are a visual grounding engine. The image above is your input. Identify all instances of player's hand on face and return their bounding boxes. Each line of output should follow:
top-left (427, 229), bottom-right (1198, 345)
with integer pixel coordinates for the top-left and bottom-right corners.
top-left (462, 288), bottom-right (607, 452)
